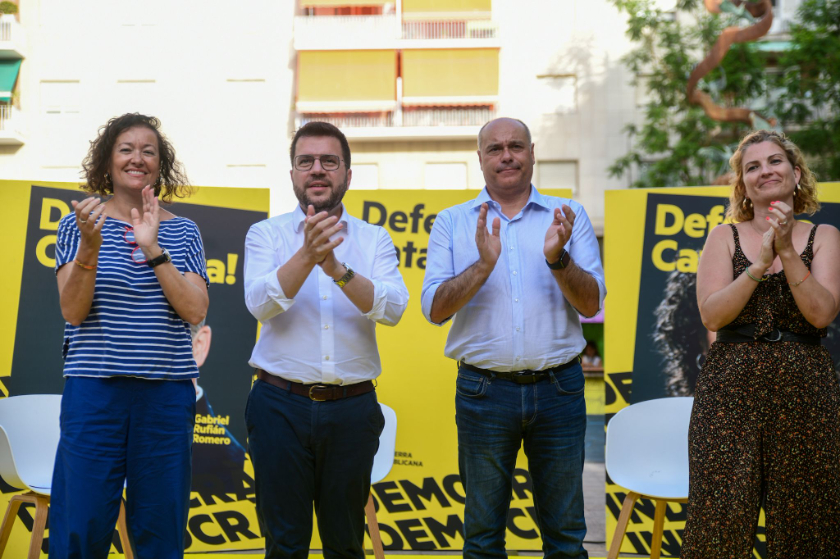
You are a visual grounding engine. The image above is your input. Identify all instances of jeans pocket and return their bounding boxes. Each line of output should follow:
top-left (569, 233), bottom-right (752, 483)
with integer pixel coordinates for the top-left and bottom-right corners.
top-left (456, 369), bottom-right (488, 398)
top-left (552, 366), bottom-right (585, 396)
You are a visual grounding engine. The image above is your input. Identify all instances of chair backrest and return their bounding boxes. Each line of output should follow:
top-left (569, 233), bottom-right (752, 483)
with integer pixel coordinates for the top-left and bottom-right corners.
top-left (371, 403), bottom-right (396, 485)
top-left (0, 395), bottom-right (62, 494)
top-left (605, 397), bottom-right (693, 500)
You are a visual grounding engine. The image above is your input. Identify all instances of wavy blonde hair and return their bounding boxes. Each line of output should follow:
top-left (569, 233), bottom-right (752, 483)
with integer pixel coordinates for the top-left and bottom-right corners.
top-left (726, 130), bottom-right (819, 222)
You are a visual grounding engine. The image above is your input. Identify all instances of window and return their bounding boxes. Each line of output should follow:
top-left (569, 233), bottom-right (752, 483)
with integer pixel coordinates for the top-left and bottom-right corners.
top-left (424, 163), bottom-right (467, 189)
top-left (40, 81), bottom-right (83, 168)
top-left (351, 164), bottom-right (379, 190)
top-left (537, 161), bottom-right (577, 190)
top-left (534, 75), bottom-right (577, 114)
top-left (40, 81), bottom-right (81, 115)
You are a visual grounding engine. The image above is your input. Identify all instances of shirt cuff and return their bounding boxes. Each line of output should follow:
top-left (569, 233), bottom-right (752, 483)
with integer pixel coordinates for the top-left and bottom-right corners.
top-left (361, 278), bottom-right (388, 322)
top-left (421, 283), bottom-right (451, 326)
top-left (264, 267), bottom-right (295, 312)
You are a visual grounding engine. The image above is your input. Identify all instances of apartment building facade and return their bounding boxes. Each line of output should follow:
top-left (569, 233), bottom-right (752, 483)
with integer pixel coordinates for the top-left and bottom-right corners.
top-left (0, 0), bottom-right (804, 228)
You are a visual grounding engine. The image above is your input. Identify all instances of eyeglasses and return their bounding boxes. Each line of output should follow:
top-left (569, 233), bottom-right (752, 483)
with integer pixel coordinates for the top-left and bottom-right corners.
top-left (124, 227), bottom-right (148, 264)
top-left (294, 154), bottom-right (343, 171)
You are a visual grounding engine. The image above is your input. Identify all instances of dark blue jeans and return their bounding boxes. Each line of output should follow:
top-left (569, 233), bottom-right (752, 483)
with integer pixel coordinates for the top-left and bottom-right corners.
top-left (456, 363), bottom-right (588, 559)
top-left (245, 379), bottom-right (384, 559)
top-left (49, 376), bottom-right (195, 559)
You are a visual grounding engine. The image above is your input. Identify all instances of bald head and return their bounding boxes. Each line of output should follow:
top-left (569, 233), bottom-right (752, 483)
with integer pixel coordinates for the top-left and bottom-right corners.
top-left (478, 118), bottom-right (532, 150)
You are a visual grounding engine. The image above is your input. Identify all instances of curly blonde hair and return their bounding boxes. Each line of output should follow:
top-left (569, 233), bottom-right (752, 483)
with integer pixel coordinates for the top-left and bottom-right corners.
top-left (81, 113), bottom-right (192, 203)
top-left (726, 130), bottom-right (819, 222)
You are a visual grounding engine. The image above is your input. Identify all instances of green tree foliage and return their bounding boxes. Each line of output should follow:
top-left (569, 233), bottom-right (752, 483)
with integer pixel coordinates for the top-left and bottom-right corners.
top-left (775, 0), bottom-right (840, 181)
top-left (609, 0), bottom-right (775, 187)
top-left (0, 2), bottom-right (17, 15)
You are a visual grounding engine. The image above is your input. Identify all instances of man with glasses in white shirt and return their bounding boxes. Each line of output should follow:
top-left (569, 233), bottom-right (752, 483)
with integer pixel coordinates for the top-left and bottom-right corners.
top-left (243, 121), bottom-right (409, 558)
top-left (422, 117), bottom-right (605, 559)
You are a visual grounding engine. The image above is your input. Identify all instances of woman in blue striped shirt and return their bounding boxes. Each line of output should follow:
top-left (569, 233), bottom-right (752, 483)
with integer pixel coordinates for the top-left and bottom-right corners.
top-left (50, 113), bottom-right (209, 559)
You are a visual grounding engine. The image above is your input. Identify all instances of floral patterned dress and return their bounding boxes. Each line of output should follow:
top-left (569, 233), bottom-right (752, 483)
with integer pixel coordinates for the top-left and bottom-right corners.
top-left (681, 224), bottom-right (840, 559)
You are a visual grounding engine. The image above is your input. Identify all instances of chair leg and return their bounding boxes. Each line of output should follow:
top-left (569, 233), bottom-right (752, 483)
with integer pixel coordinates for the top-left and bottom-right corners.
top-left (26, 495), bottom-right (49, 559)
top-left (606, 491), bottom-right (641, 559)
top-left (365, 492), bottom-right (385, 559)
top-left (118, 498), bottom-right (134, 559)
top-left (650, 499), bottom-right (667, 559)
top-left (0, 495), bottom-right (26, 557)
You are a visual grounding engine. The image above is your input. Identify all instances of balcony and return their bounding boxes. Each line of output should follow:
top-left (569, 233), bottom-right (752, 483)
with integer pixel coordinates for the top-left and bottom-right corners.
top-left (298, 106), bottom-right (495, 141)
top-left (293, 15), bottom-right (499, 50)
top-left (0, 105), bottom-right (25, 145)
top-left (0, 15), bottom-right (25, 59)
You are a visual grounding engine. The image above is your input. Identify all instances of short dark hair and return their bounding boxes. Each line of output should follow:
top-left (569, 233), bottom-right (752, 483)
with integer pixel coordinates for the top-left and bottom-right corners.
top-left (81, 113), bottom-right (191, 203)
top-left (290, 121), bottom-right (351, 169)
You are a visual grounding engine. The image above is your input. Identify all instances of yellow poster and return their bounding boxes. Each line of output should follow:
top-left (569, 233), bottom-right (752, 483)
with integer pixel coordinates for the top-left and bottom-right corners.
top-left (0, 182), bottom-right (578, 555)
top-left (604, 183), bottom-right (840, 558)
top-left (0, 180), bottom-right (268, 556)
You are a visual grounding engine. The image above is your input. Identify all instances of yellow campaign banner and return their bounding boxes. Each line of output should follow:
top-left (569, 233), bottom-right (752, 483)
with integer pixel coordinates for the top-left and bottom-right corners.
top-left (338, 188), bottom-right (572, 552)
top-left (0, 180), bottom-right (269, 556)
top-left (0, 181), bottom-right (577, 554)
top-left (603, 183), bottom-right (840, 558)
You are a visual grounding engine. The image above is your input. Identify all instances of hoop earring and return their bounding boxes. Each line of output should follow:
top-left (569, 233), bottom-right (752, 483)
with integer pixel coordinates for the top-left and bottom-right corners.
top-left (794, 182), bottom-right (800, 196)
top-left (742, 197), bottom-right (752, 211)
top-left (104, 172), bottom-right (112, 186)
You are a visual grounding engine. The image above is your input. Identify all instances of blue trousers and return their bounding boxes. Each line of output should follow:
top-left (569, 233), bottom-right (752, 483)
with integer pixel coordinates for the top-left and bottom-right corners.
top-left (245, 379), bottom-right (384, 559)
top-left (49, 376), bottom-right (195, 559)
top-left (456, 363), bottom-right (589, 559)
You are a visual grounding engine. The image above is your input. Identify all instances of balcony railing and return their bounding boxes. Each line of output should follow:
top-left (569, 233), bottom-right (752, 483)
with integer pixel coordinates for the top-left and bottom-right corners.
top-left (293, 15), bottom-right (498, 49)
top-left (401, 20), bottom-right (497, 40)
top-left (300, 107), bottom-right (495, 132)
top-left (300, 112), bottom-right (395, 129)
top-left (0, 14), bottom-right (25, 58)
top-left (402, 106), bottom-right (495, 126)
top-left (0, 104), bottom-right (24, 145)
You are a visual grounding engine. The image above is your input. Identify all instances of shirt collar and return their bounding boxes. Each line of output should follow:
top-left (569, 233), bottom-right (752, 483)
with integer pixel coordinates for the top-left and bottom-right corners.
top-left (292, 203), bottom-right (350, 233)
top-left (470, 185), bottom-right (551, 212)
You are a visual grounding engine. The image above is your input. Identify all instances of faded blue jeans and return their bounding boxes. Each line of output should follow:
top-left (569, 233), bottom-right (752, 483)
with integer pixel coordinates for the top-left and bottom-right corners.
top-left (455, 362), bottom-right (588, 559)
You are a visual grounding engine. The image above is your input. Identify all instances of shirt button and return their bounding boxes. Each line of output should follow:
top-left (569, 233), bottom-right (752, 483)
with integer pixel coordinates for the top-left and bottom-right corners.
top-left (509, 246), bottom-right (514, 250)
top-left (325, 355), bottom-right (330, 361)
top-left (512, 271), bottom-right (517, 276)
top-left (515, 298), bottom-right (519, 302)
top-left (324, 325), bottom-right (329, 330)
top-left (516, 327), bottom-right (521, 332)
top-left (322, 295), bottom-right (328, 300)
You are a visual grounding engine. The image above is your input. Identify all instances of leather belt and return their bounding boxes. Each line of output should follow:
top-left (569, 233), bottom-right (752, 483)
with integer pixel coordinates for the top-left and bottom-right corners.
top-left (458, 357), bottom-right (581, 384)
top-left (256, 369), bottom-right (375, 401)
top-left (716, 324), bottom-right (821, 346)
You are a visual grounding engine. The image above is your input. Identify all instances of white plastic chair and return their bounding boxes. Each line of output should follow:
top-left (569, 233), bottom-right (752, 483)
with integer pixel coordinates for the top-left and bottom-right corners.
top-left (364, 402), bottom-right (397, 559)
top-left (605, 397), bottom-right (694, 559)
top-left (0, 395), bottom-right (133, 559)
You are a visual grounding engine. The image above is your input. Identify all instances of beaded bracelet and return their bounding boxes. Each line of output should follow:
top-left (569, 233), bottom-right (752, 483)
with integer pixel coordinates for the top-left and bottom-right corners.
top-left (745, 267), bottom-right (767, 282)
top-left (74, 259), bottom-right (96, 270)
top-left (788, 270), bottom-right (810, 287)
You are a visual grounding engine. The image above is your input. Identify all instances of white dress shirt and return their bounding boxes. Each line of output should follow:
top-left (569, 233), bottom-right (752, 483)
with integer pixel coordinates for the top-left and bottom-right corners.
top-left (245, 204), bottom-right (409, 385)
top-left (421, 186), bottom-right (606, 372)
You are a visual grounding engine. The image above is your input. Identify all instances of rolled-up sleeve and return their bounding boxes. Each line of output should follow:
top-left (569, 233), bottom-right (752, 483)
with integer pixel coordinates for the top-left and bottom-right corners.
top-left (244, 223), bottom-right (295, 323)
top-left (421, 209), bottom-right (454, 326)
top-left (567, 201), bottom-right (606, 316)
top-left (362, 228), bottom-right (409, 326)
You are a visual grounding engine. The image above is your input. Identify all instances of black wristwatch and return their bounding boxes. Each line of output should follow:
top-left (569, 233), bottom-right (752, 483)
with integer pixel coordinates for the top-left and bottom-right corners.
top-left (546, 249), bottom-right (570, 270)
top-left (147, 247), bottom-right (172, 268)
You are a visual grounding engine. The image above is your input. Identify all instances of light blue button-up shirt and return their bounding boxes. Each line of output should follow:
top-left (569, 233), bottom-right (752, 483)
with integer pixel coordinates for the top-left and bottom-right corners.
top-left (244, 204), bottom-right (409, 385)
top-left (421, 186), bottom-right (605, 372)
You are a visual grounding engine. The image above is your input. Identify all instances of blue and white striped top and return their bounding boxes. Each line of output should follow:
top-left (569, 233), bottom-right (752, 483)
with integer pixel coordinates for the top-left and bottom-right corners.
top-left (55, 213), bottom-right (209, 380)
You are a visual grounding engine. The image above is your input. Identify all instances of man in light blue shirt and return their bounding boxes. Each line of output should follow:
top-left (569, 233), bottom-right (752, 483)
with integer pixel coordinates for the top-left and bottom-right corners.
top-left (421, 117), bottom-right (605, 559)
